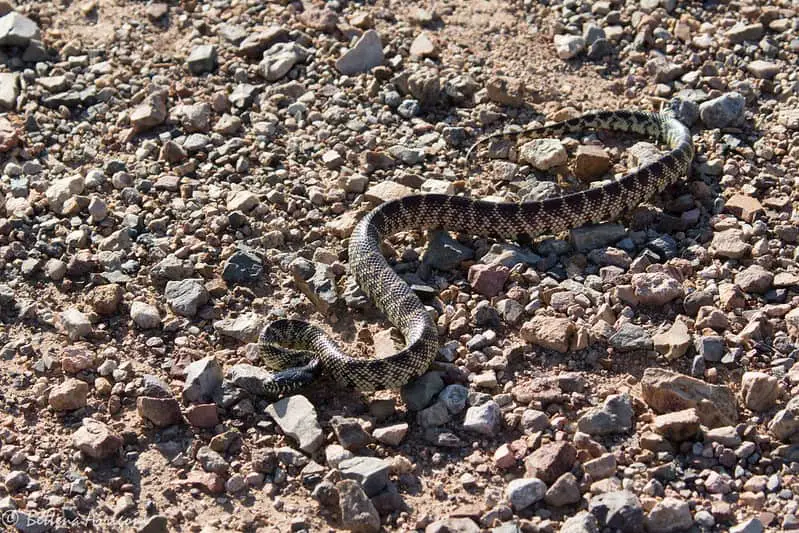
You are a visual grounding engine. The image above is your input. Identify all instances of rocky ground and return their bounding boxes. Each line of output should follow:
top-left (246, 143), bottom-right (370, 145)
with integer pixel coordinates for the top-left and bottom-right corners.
top-left (0, 0), bottom-right (798, 532)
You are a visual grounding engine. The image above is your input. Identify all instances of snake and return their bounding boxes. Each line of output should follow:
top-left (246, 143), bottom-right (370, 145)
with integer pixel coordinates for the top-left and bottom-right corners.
top-left (256, 105), bottom-right (694, 397)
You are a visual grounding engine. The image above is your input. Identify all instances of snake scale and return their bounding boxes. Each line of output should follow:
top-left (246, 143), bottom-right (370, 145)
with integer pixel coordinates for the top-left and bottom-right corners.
top-left (257, 106), bottom-right (694, 396)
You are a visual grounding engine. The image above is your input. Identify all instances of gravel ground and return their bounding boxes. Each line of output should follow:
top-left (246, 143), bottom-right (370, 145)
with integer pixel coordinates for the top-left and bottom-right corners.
top-left (0, 0), bottom-right (798, 532)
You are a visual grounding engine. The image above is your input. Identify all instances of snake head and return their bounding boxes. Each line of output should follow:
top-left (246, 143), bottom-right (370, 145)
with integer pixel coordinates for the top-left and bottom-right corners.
top-left (267, 357), bottom-right (323, 396)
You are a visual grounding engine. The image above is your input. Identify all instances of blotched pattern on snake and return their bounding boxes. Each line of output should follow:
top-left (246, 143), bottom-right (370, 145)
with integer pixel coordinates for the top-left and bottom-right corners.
top-left (257, 107), bottom-right (695, 396)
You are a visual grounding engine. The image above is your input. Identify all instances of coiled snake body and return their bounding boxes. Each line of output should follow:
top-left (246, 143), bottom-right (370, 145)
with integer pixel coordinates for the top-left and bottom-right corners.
top-left (258, 108), bottom-right (694, 396)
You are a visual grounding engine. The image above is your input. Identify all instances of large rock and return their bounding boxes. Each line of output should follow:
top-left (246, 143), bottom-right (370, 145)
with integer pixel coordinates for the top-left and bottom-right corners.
top-left (0, 11), bottom-right (40, 47)
top-left (265, 395), bottom-right (324, 453)
top-left (641, 368), bottom-right (737, 427)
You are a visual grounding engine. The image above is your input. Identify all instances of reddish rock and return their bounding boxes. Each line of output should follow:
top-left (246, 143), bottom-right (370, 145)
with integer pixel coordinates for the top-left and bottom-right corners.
top-left (186, 403), bottom-right (220, 428)
top-left (572, 144), bottom-right (611, 181)
top-left (524, 441), bottom-right (577, 484)
top-left (467, 263), bottom-right (510, 297)
top-left (176, 471), bottom-right (225, 494)
top-left (724, 194), bottom-right (763, 222)
top-left (137, 396), bottom-right (183, 427)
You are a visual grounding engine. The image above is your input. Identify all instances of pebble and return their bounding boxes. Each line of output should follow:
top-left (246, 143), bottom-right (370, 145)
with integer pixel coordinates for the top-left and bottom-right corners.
top-left (463, 401), bottom-right (501, 435)
top-left (520, 316), bottom-right (575, 353)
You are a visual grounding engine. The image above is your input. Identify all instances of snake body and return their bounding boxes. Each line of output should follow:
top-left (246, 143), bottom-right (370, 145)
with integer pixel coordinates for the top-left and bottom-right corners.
top-left (258, 108), bottom-right (694, 396)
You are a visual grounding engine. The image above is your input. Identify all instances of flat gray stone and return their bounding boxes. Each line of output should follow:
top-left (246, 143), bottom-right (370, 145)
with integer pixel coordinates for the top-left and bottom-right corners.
top-left (335, 29), bottom-right (384, 75)
top-left (265, 395), bottom-right (324, 453)
top-left (339, 456), bottom-right (389, 497)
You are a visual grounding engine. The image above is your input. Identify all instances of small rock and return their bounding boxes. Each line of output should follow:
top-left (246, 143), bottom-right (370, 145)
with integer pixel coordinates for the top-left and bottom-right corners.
top-left (467, 263), bottom-right (509, 297)
top-left (137, 396), bottom-right (183, 427)
top-left (182, 357), bottom-right (223, 403)
top-left (570, 223), bottom-right (626, 252)
top-left (641, 368), bottom-right (737, 427)
top-left (72, 418), bottom-right (123, 459)
top-left (336, 29), bottom-right (384, 75)
top-left (560, 512), bottom-right (599, 533)
top-left (632, 272), bottom-right (682, 305)
top-left (545, 472), bottom-right (581, 507)
top-left (336, 479), bottom-right (380, 533)
top-left (372, 423), bottom-right (408, 446)
top-left (463, 401), bottom-right (501, 435)
top-left (49, 378), bottom-right (89, 411)
top-left (653, 408), bottom-right (701, 441)
top-left (520, 316), bottom-right (575, 353)
top-left (609, 322), bottom-right (653, 352)
top-left (401, 372), bottom-right (444, 411)
top-left (577, 394), bottom-right (634, 436)
top-left (505, 478), bottom-right (546, 511)
top-left (59, 308), bottom-right (92, 340)
top-left (588, 490), bottom-right (644, 533)
top-left (519, 138), bottom-right (568, 170)
top-left (165, 279), bottom-right (209, 317)
top-left (741, 372), bottom-right (780, 412)
top-left (573, 145), bottom-right (611, 181)
top-left (339, 456), bottom-right (389, 497)
top-left (724, 194), bottom-right (763, 222)
top-left (699, 92), bottom-right (745, 129)
top-left (735, 265), bottom-right (773, 294)
top-left (652, 320), bottom-right (692, 360)
top-left (524, 441), bottom-right (577, 484)
top-left (410, 32), bottom-right (437, 57)
top-left (769, 397), bottom-right (799, 442)
top-left (130, 301), bottom-right (161, 329)
top-left (554, 34), bottom-right (585, 59)
top-left (187, 44), bottom-right (217, 74)
top-left (645, 497), bottom-right (693, 533)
